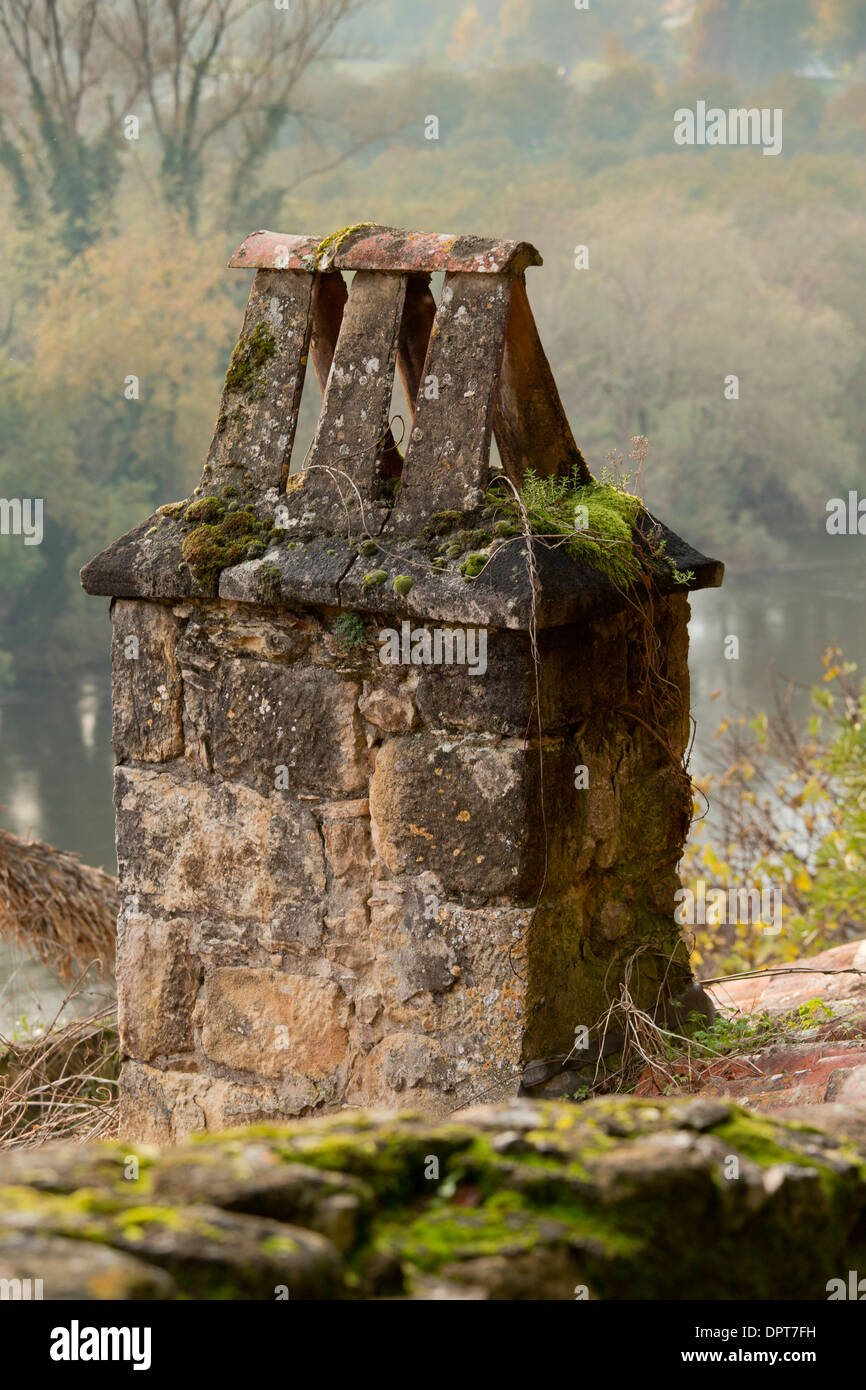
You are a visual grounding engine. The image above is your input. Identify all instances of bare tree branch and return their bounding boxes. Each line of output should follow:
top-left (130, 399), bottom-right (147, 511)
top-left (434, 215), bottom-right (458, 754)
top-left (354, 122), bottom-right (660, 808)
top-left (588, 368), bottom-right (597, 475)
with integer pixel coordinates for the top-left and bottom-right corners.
top-left (100, 0), bottom-right (365, 225)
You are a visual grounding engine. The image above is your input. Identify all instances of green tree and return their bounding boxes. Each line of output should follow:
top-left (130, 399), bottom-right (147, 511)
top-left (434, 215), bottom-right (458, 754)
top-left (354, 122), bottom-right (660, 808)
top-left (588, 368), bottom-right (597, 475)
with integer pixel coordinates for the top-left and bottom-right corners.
top-left (530, 199), bottom-right (859, 565)
top-left (0, 216), bottom-right (239, 674)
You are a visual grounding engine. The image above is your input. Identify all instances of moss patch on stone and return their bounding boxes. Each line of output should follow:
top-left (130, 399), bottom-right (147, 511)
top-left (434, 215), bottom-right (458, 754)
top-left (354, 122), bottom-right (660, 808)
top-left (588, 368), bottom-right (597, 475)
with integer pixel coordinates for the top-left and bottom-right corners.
top-left (185, 496), bottom-right (225, 525)
top-left (224, 321), bottom-right (278, 397)
top-left (377, 474), bottom-right (402, 503)
top-left (3, 1098), bottom-right (866, 1300)
top-left (374, 1190), bottom-right (582, 1273)
top-left (460, 553), bottom-right (488, 580)
top-left (424, 510), bottom-right (464, 539)
top-left (257, 564), bottom-right (282, 605)
top-left (487, 469), bottom-right (695, 591)
top-left (181, 508), bottom-right (262, 589)
top-left (333, 612), bottom-right (368, 650)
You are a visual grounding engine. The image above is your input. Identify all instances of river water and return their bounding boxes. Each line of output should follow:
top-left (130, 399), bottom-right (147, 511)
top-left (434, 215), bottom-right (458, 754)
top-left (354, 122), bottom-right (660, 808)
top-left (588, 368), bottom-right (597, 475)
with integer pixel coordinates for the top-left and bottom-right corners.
top-left (2, 542), bottom-right (864, 1032)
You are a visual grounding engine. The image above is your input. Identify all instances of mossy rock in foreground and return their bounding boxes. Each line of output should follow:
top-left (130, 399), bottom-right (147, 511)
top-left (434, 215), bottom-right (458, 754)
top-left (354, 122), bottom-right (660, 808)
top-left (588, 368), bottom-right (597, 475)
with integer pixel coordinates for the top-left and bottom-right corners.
top-left (1, 1096), bottom-right (865, 1300)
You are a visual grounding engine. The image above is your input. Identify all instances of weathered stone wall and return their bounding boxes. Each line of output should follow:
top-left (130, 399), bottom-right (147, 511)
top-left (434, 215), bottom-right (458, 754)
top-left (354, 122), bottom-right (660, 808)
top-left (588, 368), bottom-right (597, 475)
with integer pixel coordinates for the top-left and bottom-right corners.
top-left (111, 592), bottom-right (693, 1141)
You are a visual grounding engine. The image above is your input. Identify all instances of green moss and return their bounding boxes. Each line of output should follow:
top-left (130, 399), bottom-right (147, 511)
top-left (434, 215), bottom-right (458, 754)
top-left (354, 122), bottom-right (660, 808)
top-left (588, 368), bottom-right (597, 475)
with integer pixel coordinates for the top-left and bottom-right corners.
top-left (224, 321), bottom-right (278, 397)
top-left (462, 528), bottom-right (493, 549)
top-left (424, 510), bottom-right (464, 539)
top-left (487, 468), bottom-right (693, 591)
top-left (260, 1234), bottom-right (300, 1256)
top-left (377, 474), bottom-right (402, 503)
top-left (442, 1134), bottom-right (596, 1197)
top-left (362, 569), bottom-right (388, 587)
top-left (334, 612), bottom-right (368, 649)
top-left (374, 1188), bottom-right (638, 1276)
top-left (177, 496), bottom-right (266, 588)
top-left (3, 1098), bottom-right (864, 1301)
top-left (393, 575), bottom-right (414, 596)
top-left (711, 1111), bottom-right (841, 1171)
top-left (223, 485), bottom-right (239, 498)
top-left (114, 1204), bottom-right (226, 1243)
top-left (460, 553), bottom-right (488, 580)
top-left (258, 564), bottom-right (282, 605)
top-left (359, 539), bottom-right (379, 557)
top-left (0, 1187), bottom-right (226, 1246)
top-left (182, 526), bottom-right (238, 588)
top-left (312, 222), bottom-right (376, 268)
top-left (220, 510), bottom-right (257, 539)
top-left (182, 519), bottom-right (259, 588)
top-left (251, 1121), bottom-right (479, 1205)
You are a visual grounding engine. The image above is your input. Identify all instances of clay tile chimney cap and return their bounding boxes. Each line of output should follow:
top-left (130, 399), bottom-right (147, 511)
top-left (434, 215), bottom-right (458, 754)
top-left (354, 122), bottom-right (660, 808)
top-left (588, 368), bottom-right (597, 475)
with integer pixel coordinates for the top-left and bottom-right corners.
top-left (229, 224), bottom-right (543, 276)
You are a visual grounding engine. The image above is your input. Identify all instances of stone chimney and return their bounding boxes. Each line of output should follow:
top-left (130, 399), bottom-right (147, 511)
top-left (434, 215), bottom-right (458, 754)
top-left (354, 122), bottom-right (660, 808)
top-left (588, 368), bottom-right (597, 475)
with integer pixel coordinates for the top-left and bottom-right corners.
top-left (82, 224), bottom-right (723, 1142)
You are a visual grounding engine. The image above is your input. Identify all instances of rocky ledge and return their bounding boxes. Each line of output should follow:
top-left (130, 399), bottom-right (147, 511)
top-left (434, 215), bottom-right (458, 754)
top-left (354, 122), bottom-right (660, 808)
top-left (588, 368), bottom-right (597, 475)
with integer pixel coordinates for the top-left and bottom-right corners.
top-left (1, 1094), bottom-right (865, 1300)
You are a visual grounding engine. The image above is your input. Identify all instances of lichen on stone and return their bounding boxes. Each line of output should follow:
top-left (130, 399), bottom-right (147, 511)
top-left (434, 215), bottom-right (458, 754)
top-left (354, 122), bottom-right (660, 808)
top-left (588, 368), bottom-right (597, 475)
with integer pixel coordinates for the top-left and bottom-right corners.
top-left (310, 222), bottom-right (376, 270)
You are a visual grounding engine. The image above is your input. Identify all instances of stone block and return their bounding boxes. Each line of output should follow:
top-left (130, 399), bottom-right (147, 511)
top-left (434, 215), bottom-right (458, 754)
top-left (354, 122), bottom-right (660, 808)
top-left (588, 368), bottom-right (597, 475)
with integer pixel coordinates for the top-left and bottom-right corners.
top-left (114, 766), bottom-right (325, 945)
top-left (116, 911), bottom-right (198, 1061)
top-left (181, 654), bottom-right (366, 796)
top-left (359, 676), bottom-right (418, 733)
top-left (111, 600), bottom-right (183, 761)
top-left (119, 1061), bottom-right (315, 1144)
top-left (199, 967), bottom-right (348, 1083)
top-left (369, 734), bottom-right (541, 894)
top-left (348, 1031), bottom-right (453, 1108)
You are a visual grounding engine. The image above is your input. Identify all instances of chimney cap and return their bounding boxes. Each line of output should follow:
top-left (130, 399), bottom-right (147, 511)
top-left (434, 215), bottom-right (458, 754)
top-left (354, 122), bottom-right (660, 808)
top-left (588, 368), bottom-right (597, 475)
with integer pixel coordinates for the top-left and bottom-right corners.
top-left (229, 224), bottom-right (543, 276)
top-left (80, 228), bottom-right (723, 625)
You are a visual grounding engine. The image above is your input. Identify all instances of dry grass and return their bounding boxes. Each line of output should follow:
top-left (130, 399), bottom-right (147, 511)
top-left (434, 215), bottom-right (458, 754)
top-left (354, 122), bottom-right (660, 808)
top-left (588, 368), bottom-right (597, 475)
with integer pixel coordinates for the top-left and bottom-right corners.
top-left (0, 828), bottom-right (117, 982)
top-left (0, 989), bottom-right (119, 1149)
top-left (0, 829), bottom-right (120, 1146)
